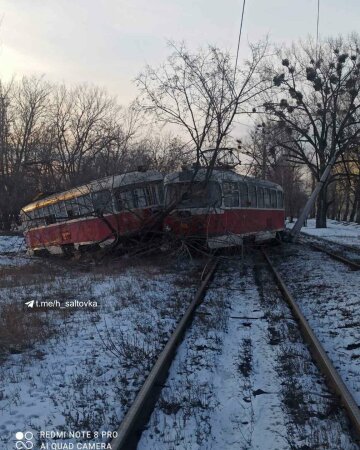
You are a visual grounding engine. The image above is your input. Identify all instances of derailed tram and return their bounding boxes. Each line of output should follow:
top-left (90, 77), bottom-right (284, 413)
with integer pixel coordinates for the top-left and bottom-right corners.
top-left (20, 170), bottom-right (164, 255)
top-left (163, 167), bottom-right (285, 248)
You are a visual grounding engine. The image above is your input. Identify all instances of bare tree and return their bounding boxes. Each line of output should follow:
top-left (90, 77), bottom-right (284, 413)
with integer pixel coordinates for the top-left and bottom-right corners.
top-left (51, 84), bottom-right (133, 186)
top-left (0, 76), bottom-right (52, 229)
top-left (262, 34), bottom-right (360, 227)
top-left (242, 120), bottom-right (307, 220)
top-left (136, 41), bottom-right (270, 176)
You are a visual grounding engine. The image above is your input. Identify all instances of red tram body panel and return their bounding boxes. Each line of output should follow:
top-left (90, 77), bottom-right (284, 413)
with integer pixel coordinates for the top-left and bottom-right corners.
top-left (21, 171), bottom-right (164, 255)
top-left (163, 168), bottom-right (285, 248)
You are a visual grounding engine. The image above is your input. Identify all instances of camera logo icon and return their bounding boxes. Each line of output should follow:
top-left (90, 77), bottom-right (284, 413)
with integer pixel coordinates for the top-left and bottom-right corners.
top-left (15, 431), bottom-right (34, 449)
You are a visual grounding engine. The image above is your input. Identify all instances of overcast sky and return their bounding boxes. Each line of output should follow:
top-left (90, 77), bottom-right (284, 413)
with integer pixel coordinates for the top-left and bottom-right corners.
top-left (0, 0), bottom-right (359, 105)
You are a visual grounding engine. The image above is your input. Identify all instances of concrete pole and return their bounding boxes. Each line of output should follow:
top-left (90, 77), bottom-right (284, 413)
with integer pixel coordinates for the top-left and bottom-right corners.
top-left (290, 151), bottom-right (338, 238)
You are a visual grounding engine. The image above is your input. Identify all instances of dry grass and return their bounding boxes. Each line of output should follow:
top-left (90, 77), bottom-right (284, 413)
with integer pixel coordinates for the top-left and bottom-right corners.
top-left (0, 303), bottom-right (55, 357)
top-left (0, 263), bottom-right (60, 288)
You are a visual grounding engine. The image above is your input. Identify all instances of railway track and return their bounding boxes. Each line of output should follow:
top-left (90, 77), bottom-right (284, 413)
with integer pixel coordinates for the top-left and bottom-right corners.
top-left (262, 249), bottom-right (360, 439)
top-left (110, 245), bottom-right (360, 449)
top-left (111, 256), bottom-right (218, 450)
top-left (299, 235), bottom-right (360, 270)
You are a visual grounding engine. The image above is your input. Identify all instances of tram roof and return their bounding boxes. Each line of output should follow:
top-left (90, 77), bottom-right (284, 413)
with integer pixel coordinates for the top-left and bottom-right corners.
top-left (164, 168), bottom-right (283, 190)
top-left (22, 170), bottom-right (163, 213)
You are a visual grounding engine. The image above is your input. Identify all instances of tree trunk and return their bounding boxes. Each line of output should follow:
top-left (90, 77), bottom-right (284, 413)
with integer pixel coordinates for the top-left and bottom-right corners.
top-left (342, 182), bottom-right (350, 221)
top-left (350, 179), bottom-right (360, 223)
top-left (349, 199), bottom-right (356, 222)
top-left (310, 174), bottom-right (316, 218)
top-left (316, 186), bottom-right (327, 228)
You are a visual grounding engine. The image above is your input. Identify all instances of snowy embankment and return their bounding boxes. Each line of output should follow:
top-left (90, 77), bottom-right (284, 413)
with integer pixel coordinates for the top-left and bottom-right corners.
top-left (0, 240), bottom-right (199, 450)
top-left (288, 218), bottom-right (360, 249)
top-left (139, 255), bottom-right (357, 450)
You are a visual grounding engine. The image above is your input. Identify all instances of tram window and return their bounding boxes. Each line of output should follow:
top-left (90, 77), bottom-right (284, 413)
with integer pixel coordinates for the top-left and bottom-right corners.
top-left (157, 183), bottom-right (164, 203)
top-left (114, 188), bottom-right (134, 211)
top-left (43, 205), bottom-right (56, 225)
top-left (248, 184), bottom-right (257, 207)
top-left (77, 195), bottom-right (93, 215)
top-left (277, 191), bottom-right (284, 208)
top-left (20, 212), bottom-right (29, 228)
top-left (92, 190), bottom-right (113, 213)
top-left (143, 187), bottom-right (152, 205)
top-left (27, 210), bottom-right (36, 227)
top-left (270, 190), bottom-right (277, 208)
top-left (257, 187), bottom-right (264, 208)
top-left (223, 182), bottom-right (239, 207)
top-left (64, 199), bottom-right (78, 218)
top-left (239, 183), bottom-right (249, 207)
top-left (53, 202), bottom-right (67, 220)
top-left (145, 183), bottom-right (161, 206)
top-left (166, 181), bottom-right (221, 208)
top-left (34, 208), bottom-right (45, 226)
top-left (133, 188), bottom-right (147, 208)
top-left (146, 182), bottom-right (164, 206)
top-left (264, 189), bottom-right (271, 208)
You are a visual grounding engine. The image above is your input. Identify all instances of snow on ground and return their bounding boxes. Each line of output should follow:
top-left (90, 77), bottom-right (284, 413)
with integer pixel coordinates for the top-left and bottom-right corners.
top-left (0, 234), bottom-right (28, 266)
top-left (0, 234), bottom-right (26, 253)
top-left (139, 255), bottom-right (357, 450)
top-left (0, 246), bottom-right (200, 449)
top-left (1, 233), bottom-right (359, 450)
top-left (272, 244), bottom-right (360, 408)
top-left (287, 218), bottom-right (360, 249)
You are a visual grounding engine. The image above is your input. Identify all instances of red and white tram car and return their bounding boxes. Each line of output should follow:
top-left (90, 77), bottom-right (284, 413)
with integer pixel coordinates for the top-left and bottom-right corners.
top-left (20, 170), bottom-right (164, 255)
top-left (163, 167), bottom-right (285, 248)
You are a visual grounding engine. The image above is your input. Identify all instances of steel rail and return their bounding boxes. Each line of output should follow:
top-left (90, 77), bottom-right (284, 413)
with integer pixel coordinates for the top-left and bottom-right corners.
top-left (300, 232), bottom-right (360, 254)
top-left (308, 242), bottom-right (360, 270)
top-left (111, 257), bottom-right (218, 450)
top-left (262, 249), bottom-right (360, 439)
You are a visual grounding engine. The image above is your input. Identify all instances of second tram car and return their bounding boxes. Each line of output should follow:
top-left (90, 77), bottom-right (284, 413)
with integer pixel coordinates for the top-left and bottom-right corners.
top-left (163, 167), bottom-right (285, 248)
top-left (21, 170), bottom-right (164, 255)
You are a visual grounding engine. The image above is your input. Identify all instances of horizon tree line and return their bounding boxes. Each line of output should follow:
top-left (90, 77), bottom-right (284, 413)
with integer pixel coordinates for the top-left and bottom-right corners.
top-left (0, 33), bottom-right (359, 230)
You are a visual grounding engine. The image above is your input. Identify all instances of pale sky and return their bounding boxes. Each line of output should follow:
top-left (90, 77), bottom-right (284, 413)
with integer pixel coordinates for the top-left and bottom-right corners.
top-left (0, 0), bottom-right (359, 105)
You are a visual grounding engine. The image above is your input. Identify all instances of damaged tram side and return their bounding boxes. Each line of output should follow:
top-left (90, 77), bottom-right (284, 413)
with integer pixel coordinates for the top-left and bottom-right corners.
top-left (20, 170), bottom-right (164, 255)
top-left (163, 167), bottom-right (285, 248)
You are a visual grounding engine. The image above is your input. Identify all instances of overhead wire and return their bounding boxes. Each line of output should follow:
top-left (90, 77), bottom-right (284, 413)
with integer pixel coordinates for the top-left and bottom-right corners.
top-left (315, 0), bottom-right (320, 60)
top-left (234, 0), bottom-right (246, 84)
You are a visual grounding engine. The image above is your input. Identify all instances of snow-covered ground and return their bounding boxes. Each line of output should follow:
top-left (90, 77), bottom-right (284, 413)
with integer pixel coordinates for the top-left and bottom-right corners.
top-left (0, 238), bottom-right (199, 449)
top-left (0, 234), bottom-right (29, 266)
top-left (0, 234), bottom-right (26, 253)
top-left (1, 233), bottom-right (359, 450)
top-left (272, 244), bottom-right (360, 408)
top-left (288, 218), bottom-right (360, 249)
top-left (139, 255), bottom-right (357, 450)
